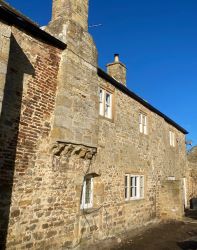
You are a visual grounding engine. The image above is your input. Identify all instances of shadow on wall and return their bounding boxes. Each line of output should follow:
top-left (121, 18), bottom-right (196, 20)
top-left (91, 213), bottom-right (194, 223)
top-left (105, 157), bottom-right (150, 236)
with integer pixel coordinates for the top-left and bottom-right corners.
top-left (185, 208), bottom-right (197, 220)
top-left (0, 35), bottom-right (34, 249)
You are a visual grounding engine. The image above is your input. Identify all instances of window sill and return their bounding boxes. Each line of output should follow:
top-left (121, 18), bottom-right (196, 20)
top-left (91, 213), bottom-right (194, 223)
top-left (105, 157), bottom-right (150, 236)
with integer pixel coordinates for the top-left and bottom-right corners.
top-left (169, 145), bottom-right (176, 151)
top-left (80, 207), bottom-right (101, 214)
top-left (99, 115), bottom-right (114, 123)
top-left (139, 132), bottom-right (148, 136)
top-left (125, 198), bottom-right (144, 203)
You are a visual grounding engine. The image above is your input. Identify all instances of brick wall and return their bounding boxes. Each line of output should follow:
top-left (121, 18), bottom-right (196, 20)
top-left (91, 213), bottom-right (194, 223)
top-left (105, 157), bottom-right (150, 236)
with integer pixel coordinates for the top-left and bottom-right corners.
top-left (0, 25), bottom-right (62, 249)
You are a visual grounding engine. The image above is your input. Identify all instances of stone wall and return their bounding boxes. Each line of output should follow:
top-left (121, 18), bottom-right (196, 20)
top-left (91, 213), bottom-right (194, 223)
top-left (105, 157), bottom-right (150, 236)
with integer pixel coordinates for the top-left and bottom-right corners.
top-left (78, 77), bottom-right (187, 242)
top-left (48, 9), bottom-right (99, 147)
top-left (188, 164), bottom-right (197, 199)
top-left (187, 147), bottom-right (197, 201)
top-left (52, 0), bottom-right (89, 31)
top-left (157, 180), bottom-right (184, 220)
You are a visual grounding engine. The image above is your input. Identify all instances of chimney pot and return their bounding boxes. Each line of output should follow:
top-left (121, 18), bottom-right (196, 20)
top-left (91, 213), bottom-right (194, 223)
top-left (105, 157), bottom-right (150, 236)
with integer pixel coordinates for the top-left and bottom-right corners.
top-left (107, 54), bottom-right (127, 86)
top-left (114, 54), bottom-right (119, 62)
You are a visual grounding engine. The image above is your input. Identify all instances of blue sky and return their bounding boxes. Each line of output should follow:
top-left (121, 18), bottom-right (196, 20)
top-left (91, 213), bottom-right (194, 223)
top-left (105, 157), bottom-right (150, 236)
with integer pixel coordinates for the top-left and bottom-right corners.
top-left (6, 0), bottom-right (197, 146)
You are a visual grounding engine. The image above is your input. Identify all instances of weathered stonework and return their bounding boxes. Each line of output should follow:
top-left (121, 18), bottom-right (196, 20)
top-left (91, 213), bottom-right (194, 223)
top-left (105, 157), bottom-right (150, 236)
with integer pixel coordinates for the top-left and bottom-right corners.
top-left (52, 0), bottom-right (89, 31)
top-left (187, 147), bottom-right (197, 201)
top-left (107, 55), bottom-right (127, 85)
top-left (0, 0), bottom-right (189, 249)
top-left (158, 180), bottom-right (184, 220)
top-left (47, 0), bottom-right (99, 148)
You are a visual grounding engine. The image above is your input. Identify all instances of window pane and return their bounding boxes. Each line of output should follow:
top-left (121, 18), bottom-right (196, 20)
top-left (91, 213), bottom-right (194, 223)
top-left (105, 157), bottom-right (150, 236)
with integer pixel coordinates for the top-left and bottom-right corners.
top-left (125, 176), bottom-right (128, 199)
top-left (99, 89), bottom-right (103, 102)
top-left (131, 177), bottom-right (134, 187)
top-left (144, 116), bottom-right (147, 125)
top-left (139, 114), bottom-right (142, 124)
top-left (105, 92), bottom-right (112, 118)
top-left (99, 89), bottom-right (104, 116)
top-left (169, 131), bottom-right (172, 145)
top-left (140, 176), bottom-right (144, 197)
top-left (125, 188), bottom-right (127, 199)
top-left (131, 176), bottom-right (137, 187)
top-left (173, 133), bottom-right (175, 146)
top-left (106, 93), bottom-right (110, 106)
top-left (131, 187), bottom-right (134, 197)
top-left (131, 177), bottom-right (137, 198)
top-left (85, 178), bottom-right (91, 204)
top-left (81, 176), bottom-right (93, 209)
top-left (134, 177), bottom-right (137, 186)
top-left (139, 113), bottom-right (147, 134)
top-left (139, 114), bottom-right (143, 133)
top-left (135, 187), bottom-right (137, 197)
top-left (169, 131), bottom-right (171, 144)
top-left (169, 131), bottom-right (175, 146)
top-left (144, 116), bottom-right (147, 134)
top-left (131, 187), bottom-right (137, 197)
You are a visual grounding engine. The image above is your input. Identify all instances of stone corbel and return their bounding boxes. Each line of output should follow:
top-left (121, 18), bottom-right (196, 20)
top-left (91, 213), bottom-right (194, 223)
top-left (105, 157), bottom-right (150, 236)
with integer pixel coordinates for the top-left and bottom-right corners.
top-left (51, 141), bottom-right (98, 173)
top-left (51, 141), bottom-right (97, 159)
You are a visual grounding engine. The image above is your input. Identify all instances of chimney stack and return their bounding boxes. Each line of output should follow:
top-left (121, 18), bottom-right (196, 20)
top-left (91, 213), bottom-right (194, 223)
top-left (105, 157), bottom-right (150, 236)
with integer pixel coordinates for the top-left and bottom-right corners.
top-left (107, 54), bottom-right (127, 86)
top-left (51, 0), bottom-right (89, 31)
top-left (48, 0), bottom-right (97, 65)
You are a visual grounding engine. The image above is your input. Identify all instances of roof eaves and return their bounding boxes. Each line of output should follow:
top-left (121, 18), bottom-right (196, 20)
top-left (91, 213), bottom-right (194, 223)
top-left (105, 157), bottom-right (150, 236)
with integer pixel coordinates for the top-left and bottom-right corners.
top-left (97, 67), bottom-right (188, 135)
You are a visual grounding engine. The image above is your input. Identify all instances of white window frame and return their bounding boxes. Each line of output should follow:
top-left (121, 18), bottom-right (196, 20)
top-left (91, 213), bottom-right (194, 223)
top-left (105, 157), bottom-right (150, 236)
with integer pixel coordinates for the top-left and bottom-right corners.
top-left (99, 89), bottom-right (104, 116)
top-left (99, 88), bottom-right (112, 119)
top-left (169, 131), bottom-right (175, 147)
top-left (81, 176), bottom-right (94, 209)
top-left (139, 113), bottom-right (148, 135)
top-left (125, 174), bottom-right (144, 200)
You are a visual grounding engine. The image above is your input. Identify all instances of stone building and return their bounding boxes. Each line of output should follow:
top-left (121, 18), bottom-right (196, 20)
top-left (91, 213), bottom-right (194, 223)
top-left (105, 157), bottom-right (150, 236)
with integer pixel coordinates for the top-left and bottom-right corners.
top-left (0, 0), bottom-right (189, 249)
top-left (187, 147), bottom-right (197, 202)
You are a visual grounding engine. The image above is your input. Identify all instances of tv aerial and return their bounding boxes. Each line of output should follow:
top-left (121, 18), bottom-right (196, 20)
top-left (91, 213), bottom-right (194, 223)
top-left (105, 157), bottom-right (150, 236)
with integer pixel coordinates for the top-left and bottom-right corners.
top-left (89, 24), bottom-right (102, 28)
